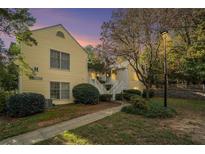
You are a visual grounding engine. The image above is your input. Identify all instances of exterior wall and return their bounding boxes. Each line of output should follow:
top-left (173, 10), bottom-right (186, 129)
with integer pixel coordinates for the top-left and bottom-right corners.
top-left (127, 65), bottom-right (144, 91)
top-left (19, 25), bottom-right (88, 104)
top-left (116, 68), bottom-right (129, 89)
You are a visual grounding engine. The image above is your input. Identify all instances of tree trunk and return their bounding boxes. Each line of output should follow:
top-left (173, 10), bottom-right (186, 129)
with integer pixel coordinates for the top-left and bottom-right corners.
top-left (145, 86), bottom-right (150, 100)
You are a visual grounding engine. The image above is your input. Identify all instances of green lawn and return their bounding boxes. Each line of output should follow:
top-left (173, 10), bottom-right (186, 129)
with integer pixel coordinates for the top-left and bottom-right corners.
top-left (0, 102), bottom-right (120, 141)
top-left (37, 98), bottom-right (205, 145)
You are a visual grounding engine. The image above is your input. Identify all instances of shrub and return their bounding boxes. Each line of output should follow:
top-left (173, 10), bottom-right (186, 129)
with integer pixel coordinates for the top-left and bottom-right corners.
top-left (115, 93), bottom-right (133, 101)
top-left (122, 89), bottom-right (142, 101)
top-left (73, 83), bottom-right (100, 104)
top-left (123, 89), bottom-right (141, 96)
top-left (145, 103), bottom-right (176, 118)
top-left (0, 91), bottom-right (13, 113)
top-left (121, 102), bottom-right (176, 119)
top-left (130, 96), bottom-right (148, 110)
top-left (142, 89), bottom-right (154, 98)
top-left (7, 93), bottom-right (45, 117)
top-left (99, 94), bottom-right (112, 102)
top-left (121, 105), bottom-right (144, 115)
top-left (122, 93), bottom-right (131, 101)
top-left (115, 93), bottom-right (123, 100)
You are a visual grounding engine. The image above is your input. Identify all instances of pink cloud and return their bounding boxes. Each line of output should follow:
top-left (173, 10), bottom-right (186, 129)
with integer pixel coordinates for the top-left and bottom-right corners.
top-left (72, 33), bottom-right (100, 47)
top-left (29, 24), bottom-right (100, 47)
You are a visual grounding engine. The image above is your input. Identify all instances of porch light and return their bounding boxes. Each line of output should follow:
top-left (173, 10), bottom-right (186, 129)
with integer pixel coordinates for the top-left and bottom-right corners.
top-left (91, 72), bottom-right (96, 79)
top-left (111, 72), bottom-right (116, 81)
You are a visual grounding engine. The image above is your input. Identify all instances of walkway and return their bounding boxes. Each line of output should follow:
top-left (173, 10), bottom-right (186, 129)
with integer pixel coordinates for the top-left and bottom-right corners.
top-left (0, 104), bottom-right (127, 145)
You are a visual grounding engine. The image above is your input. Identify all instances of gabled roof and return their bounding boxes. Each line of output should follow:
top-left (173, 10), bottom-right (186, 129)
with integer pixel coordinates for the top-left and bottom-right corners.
top-left (31, 24), bottom-right (88, 54)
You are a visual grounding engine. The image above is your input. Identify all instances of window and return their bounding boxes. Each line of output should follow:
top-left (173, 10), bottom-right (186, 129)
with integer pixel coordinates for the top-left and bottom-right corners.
top-left (56, 31), bottom-right (65, 38)
top-left (50, 50), bottom-right (60, 69)
top-left (61, 52), bottom-right (70, 70)
top-left (50, 82), bottom-right (60, 99)
top-left (61, 82), bottom-right (70, 99)
top-left (50, 49), bottom-right (70, 70)
top-left (50, 82), bottom-right (70, 99)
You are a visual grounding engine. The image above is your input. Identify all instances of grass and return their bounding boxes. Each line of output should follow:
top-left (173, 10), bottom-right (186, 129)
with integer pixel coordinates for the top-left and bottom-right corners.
top-left (0, 102), bottom-right (120, 141)
top-left (37, 98), bottom-right (205, 145)
top-left (37, 113), bottom-right (195, 145)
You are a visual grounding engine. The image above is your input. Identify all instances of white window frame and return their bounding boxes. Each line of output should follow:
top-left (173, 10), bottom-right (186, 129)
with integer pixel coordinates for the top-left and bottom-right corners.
top-left (50, 49), bottom-right (70, 70)
top-left (50, 81), bottom-right (70, 100)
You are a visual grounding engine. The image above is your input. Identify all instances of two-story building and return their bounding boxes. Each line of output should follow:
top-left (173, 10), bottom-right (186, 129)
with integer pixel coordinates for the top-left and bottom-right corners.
top-left (19, 24), bottom-right (88, 104)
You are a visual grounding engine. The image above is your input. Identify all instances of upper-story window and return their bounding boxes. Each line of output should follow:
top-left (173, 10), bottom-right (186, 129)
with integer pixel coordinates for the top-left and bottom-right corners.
top-left (50, 49), bottom-right (70, 70)
top-left (56, 31), bottom-right (65, 38)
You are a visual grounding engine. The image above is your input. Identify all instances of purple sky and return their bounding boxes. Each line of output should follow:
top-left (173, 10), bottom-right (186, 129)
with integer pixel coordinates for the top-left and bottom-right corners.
top-left (2, 8), bottom-right (114, 48)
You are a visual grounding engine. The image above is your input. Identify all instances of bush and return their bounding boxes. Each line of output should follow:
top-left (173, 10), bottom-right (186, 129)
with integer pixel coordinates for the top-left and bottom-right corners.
top-left (115, 93), bottom-right (123, 100)
top-left (122, 93), bottom-right (134, 101)
top-left (7, 93), bottom-right (45, 117)
top-left (145, 103), bottom-right (176, 118)
top-left (130, 96), bottom-right (148, 110)
top-left (122, 89), bottom-right (142, 101)
top-left (121, 105), bottom-right (145, 115)
top-left (115, 89), bottom-right (142, 101)
top-left (73, 83), bottom-right (100, 104)
top-left (123, 89), bottom-right (141, 96)
top-left (121, 102), bottom-right (176, 119)
top-left (114, 93), bottom-right (132, 101)
top-left (142, 89), bottom-right (154, 98)
top-left (0, 91), bottom-right (13, 113)
top-left (99, 94), bottom-right (112, 102)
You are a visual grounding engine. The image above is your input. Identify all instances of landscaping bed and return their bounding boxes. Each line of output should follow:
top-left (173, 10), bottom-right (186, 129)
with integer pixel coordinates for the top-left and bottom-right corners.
top-left (0, 101), bottom-right (120, 141)
top-left (36, 98), bottom-right (205, 145)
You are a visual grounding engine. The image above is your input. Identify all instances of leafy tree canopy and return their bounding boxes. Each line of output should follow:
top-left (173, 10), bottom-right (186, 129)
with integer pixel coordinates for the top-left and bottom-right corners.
top-left (0, 8), bottom-right (37, 91)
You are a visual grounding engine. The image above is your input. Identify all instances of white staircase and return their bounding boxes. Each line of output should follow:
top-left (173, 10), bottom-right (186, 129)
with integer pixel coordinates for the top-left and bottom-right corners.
top-left (88, 78), bottom-right (108, 94)
top-left (108, 80), bottom-right (126, 100)
top-left (89, 78), bottom-right (126, 100)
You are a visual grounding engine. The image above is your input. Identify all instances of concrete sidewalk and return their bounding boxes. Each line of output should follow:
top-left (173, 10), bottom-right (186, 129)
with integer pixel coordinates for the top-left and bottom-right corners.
top-left (0, 104), bottom-right (127, 145)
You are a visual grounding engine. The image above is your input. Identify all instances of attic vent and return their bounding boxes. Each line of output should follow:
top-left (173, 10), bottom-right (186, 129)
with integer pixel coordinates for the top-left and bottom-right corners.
top-left (56, 31), bottom-right (65, 38)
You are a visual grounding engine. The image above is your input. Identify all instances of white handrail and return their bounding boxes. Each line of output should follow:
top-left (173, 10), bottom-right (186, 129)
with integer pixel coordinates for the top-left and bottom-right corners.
top-left (88, 78), bottom-right (126, 100)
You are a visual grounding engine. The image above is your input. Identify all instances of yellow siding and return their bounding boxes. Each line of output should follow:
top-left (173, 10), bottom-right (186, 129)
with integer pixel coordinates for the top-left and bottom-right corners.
top-left (19, 25), bottom-right (88, 104)
top-left (127, 65), bottom-right (144, 91)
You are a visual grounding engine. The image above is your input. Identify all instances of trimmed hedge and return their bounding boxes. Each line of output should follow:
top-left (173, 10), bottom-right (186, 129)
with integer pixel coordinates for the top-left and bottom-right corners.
top-left (99, 94), bottom-right (112, 102)
top-left (7, 93), bottom-right (45, 117)
top-left (115, 89), bottom-right (142, 101)
top-left (123, 89), bottom-right (141, 96)
top-left (123, 89), bottom-right (142, 101)
top-left (73, 83), bottom-right (100, 104)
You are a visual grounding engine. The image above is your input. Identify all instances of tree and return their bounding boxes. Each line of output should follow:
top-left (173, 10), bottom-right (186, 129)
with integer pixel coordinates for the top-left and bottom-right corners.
top-left (182, 9), bottom-right (205, 85)
top-left (0, 9), bottom-right (37, 91)
top-left (85, 45), bottom-right (105, 72)
top-left (101, 9), bottom-right (166, 98)
top-left (0, 9), bottom-right (37, 45)
top-left (165, 9), bottom-right (205, 85)
top-left (85, 45), bottom-right (114, 74)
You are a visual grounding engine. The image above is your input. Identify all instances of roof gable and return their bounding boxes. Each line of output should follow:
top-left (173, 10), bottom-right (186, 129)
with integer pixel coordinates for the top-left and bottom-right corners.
top-left (31, 24), bottom-right (88, 54)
